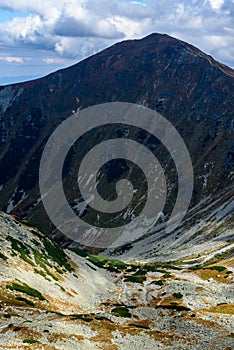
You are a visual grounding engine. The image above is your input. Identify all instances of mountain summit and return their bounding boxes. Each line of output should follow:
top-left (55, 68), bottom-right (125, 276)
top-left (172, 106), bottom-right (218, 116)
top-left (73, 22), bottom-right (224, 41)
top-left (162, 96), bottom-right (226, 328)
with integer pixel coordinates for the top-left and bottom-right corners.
top-left (0, 33), bottom-right (233, 258)
top-left (0, 34), bottom-right (234, 348)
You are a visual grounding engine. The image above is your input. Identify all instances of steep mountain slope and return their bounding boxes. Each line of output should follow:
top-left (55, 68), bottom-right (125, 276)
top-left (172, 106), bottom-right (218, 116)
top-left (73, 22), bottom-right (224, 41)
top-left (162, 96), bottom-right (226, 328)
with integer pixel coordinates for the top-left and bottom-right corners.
top-left (0, 33), bottom-right (233, 254)
top-left (0, 211), bottom-right (234, 349)
top-left (0, 211), bottom-right (114, 314)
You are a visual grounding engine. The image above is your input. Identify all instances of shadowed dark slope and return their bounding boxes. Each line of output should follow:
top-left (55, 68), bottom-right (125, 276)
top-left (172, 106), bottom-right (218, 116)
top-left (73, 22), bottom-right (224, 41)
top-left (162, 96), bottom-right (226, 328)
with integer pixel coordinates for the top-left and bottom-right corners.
top-left (0, 33), bottom-right (233, 248)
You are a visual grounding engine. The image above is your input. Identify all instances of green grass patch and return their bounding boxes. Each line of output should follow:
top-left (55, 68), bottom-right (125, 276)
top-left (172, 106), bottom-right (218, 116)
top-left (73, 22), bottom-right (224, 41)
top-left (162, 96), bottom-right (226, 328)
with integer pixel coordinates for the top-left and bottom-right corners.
top-left (144, 263), bottom-right (181, 272)
top-left (34, 268), bottom-right (48, 279)
top-left (173, 292), bottom-right (183, 299)
top-left (71, 249), bottom-right (127, 272)
top-left (42, 238), bottom-right (73, 272)
top-left (11, 218), bottom-right (73, 273)
top-left (128, 323), bottom-right (150, 329)
top-left (6, 236), bottom-right (34, 266)
top-left (33, 250), bottom-right (59, 281)
top-left (31, 238), bottom-right (40, 247)
top-left (163, 272), bottom-right (172, 278)
top-left (6, 282), bottom-right (46, 301)
top-left (71, 313), bottom-right (94, 322)
top-left (55, 283), bottom-right (66, 292)
top-left (23, 339), bottom-right (40, 344)
top-left (155, 304), bottom-right (190, 311)
top-left (161, 264), bottom-right (181, 270)
top-left (87, 254), bottom-right (109, 268)
top-left (69, 247), bottom-right (89, 257)
top-left (44, 268), bottom-right (59, 281)
top-left (71, 248), bottom-right (181, 277)
top-left (207, 266), bottom-right (226, 272)
top-left (152, 280), bottom-right (164, 286)
top-left (0, 252), bottom-right (8, 261)
top-left (188, 266), bottom-right (201, 271)
top-left (16, 296), bottom-right (35, 306)
top-left (124, 274), bottom-right (146, 283)
top-left (54, 266), bottom-right (63, 274)
top-left (132, 268), bottom-right (147, 276)
top-left (106, 259), bottom-right (127, 271)
top-left (33, 248), bottom-right (52, 268)
top-left (111, 307), bottom-right (131, 318)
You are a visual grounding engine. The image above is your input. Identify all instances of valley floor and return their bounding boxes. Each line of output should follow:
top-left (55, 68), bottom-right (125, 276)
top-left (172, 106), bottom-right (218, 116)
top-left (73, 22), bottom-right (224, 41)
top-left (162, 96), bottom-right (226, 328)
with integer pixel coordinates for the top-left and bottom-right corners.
top-left (0, 212), bottom-right (233, 349)
top-left (1, 254), bottom-right (234, 349)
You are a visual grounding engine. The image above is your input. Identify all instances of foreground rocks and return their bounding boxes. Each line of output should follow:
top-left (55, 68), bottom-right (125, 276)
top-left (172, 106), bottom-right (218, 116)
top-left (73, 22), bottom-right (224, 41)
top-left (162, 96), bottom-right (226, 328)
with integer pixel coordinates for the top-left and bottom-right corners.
top-left (0, 212), bottom-right (233, 349)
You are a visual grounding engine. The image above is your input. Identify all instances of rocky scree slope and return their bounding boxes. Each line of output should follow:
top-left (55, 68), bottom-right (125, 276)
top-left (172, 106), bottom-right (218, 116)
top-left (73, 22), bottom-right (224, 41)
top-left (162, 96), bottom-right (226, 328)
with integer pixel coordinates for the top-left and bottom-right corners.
top-left (0, 211), bottom-right (234, 349)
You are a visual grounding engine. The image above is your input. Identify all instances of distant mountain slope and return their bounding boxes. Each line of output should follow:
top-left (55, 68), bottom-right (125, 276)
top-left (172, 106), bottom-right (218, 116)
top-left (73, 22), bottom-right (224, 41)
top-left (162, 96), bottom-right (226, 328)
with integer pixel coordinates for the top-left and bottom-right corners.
top-left (0, 33), bottom-right (233, 254)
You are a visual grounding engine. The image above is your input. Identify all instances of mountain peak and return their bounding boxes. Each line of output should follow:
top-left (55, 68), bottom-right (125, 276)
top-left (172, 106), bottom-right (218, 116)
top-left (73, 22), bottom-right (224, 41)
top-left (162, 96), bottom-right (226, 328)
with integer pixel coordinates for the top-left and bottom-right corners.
top-left (0, 33), bottom-right (233, 258)
top-left (111, 32), bottom-right (234, 77)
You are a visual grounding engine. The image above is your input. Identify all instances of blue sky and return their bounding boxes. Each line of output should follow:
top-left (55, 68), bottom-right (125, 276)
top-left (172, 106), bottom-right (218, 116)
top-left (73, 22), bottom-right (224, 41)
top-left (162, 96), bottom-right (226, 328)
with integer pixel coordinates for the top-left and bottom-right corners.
top-left (0, 0), bottom-right (233, 85)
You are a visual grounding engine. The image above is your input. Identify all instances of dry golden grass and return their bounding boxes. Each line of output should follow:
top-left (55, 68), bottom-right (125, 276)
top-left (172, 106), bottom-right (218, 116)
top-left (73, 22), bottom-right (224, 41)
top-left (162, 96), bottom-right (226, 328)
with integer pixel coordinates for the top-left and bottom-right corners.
top-left (43, 294), bottom-right (81, 313)
top-left (147, 295), bottom-right (162, 308)
top-left (0, 281), bottom-right (47, 310)
top-left (202, 303), bottom-right (234, 315)
top-left (194, 268), bottom-right (233, 283)
top-left (89, 318), bottom-right (172, 347)
top-left (220, 257), bottom-right (234, 268)
top-left (47, 332), bottom-right (85, 343)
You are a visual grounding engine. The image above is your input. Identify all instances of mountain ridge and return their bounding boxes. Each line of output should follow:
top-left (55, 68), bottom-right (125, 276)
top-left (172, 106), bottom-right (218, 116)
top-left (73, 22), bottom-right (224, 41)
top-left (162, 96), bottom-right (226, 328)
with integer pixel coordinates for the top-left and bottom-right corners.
top-left (2, 33), bottom-right (233, 88)
top-left (0, 32), bottom-right (233, 256)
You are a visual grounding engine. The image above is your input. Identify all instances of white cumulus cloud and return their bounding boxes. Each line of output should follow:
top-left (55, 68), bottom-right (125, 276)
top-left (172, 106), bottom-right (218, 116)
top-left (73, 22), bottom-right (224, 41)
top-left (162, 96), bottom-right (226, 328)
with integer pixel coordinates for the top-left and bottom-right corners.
top-left (0, 56), bottom-right (24, 63)
top-left (0, 0), bottom-right (233, 84)
top-left (43, 57), bottom-right (65, 64)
